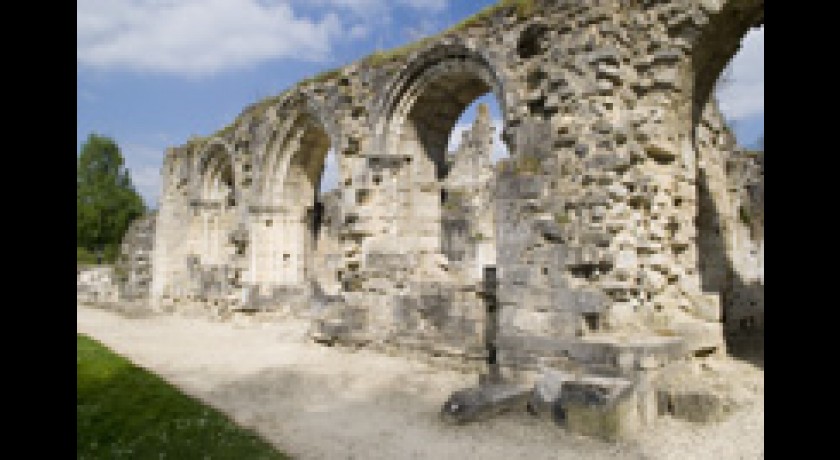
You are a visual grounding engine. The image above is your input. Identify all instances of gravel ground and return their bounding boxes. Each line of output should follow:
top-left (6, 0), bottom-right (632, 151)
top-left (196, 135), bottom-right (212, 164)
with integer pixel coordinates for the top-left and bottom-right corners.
top-left (77, 303), bottom-right (763, 460)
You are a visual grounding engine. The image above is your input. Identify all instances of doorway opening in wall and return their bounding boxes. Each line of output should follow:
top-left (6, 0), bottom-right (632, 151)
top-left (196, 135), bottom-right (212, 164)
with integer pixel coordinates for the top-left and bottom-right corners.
top-left (314, 148), bottom-right (339, 244)
top-left (438, 94), bottom-right (510, 264)
top-left (261, 111), bottom-right (332, 290)
top-left (384, 57), bottom-right (513, 266)
top-left (381, 48), bottom-right (516, 376)
top-left (198, 145), bottom-right (236, 267)
top-left (293, 130), bottom-right (331, 286)
top-left (309, 146), bottom-right (342, 294)
top-left (694, 18), bottom-right (763, 366)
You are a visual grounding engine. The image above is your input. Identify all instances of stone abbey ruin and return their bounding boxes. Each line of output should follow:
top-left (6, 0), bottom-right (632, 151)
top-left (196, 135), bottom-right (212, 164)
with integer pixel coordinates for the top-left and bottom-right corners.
top-left (80, 0), bottom-right (764, 441)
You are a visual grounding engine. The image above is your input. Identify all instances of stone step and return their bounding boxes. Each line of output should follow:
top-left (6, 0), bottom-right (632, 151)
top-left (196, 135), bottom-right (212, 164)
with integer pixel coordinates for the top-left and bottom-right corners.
top-left (496, 333), bottom-right (684, 375)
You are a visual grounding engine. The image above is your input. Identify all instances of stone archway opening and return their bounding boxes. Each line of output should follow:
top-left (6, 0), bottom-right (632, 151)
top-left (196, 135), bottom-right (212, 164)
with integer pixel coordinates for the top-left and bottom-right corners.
top-left (198, 145), bottom-right (236, 267)
top-left (380, 46), bottom-right (512, 376)
top-left (257, 110), bottom-right (334, 299)
top-left (312, 147), bottom-right (343, 295)
top-left (690, 2), bottom-right (763, 365)
top-left (383, 49), bottom-right (512, 277)
top-left (441, 95), bottom-right (509, 272)
top-left (186, 143), bottom-right (238, 303)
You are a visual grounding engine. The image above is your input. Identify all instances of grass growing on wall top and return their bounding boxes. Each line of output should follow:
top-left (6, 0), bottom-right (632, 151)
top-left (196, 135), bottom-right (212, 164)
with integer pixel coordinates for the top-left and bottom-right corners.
top-left (77, 334), bottom-right (288, 459)
top-left (362, 0), bottom-right (536, 66)
top-left (202, 0), bottom-right (538, 147)
top-left (455, 0), bottom-right (536, 28)
top-left (298, 68), bottom-right (343, 87)
top-left (210, 91), bottom-right (292, 140)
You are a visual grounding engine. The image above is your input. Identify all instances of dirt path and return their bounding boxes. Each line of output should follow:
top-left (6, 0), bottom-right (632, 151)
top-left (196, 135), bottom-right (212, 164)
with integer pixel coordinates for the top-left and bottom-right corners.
top-left (76, 304), bottom-right (763, 460)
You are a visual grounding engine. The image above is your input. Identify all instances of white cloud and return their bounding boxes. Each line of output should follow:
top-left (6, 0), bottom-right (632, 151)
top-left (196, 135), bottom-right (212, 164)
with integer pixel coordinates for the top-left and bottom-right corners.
top-left (397, 0), bottom-right (447, 13)
top-left (76, 0), bottom-right (453, 76)
top-left (77, 0), bottom-right (343, 77)
top-left (297, 0), bottom-right (446, 41)
top-left (715, 26), bottom-right (764, 121)
top-left (306, 0), bottom-right (446, 15)
top-left (448, 118), bottom-right (510, 164)
top-left (301, 0), bottom-right (389, 18)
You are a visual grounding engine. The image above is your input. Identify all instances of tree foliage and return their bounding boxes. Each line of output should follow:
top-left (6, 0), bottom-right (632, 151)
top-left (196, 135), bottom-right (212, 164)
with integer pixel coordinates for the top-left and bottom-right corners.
top-left (77, 134), bottom-right (146, 264)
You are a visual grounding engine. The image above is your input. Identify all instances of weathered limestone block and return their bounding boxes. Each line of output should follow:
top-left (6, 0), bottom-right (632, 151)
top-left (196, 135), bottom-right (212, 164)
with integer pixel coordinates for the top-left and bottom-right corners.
top-left (116, 213), bottom-right (157, 301)
top-left (77, 266), bottom-right (120, 305)
top-left (562, 376), bottom-right (639, 441)
top-left (657, 388), bottom-right (731, 423)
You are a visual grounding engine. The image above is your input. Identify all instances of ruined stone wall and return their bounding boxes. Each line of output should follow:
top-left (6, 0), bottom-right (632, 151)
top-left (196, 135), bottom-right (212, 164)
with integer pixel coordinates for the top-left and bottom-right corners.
top-left (78, 266), bottom-right (119, 305)
top-left (149, 0), bottom-right (764, 377)
top-left (115, 213), bottom-right (157, 300)
top-left (442, 103), bottom-right (498, 281)
top-left (724, 148), bottom-right (763, 334)
top-left (311, 189), bottom-right (345, 296)
top-left (151, 148), bottom-right (195, 302)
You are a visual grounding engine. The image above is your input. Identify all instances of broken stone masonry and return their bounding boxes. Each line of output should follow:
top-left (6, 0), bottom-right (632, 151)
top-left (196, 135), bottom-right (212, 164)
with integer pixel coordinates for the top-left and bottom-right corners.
top-left (77, 265), bottom-right (120, 305)
top-left (77, 213), bottom-right (157, 305)
top-left (115, 213), bottom-right (157, 301)
top-left (83, 0), bottom-right (766, 441)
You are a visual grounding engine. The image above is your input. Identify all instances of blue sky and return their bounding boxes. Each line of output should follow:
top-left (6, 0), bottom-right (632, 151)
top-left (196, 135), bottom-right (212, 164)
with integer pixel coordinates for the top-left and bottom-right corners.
top-left (78, 1), bottom-right (763, 209)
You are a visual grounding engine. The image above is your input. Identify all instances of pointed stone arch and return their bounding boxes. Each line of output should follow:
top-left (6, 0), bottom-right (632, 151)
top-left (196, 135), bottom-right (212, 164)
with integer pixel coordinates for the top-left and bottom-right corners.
top-left (691, 0), bottom-right (764, 131)
top-left (375, 41), bottom-right (512, 170)
top-left (251, 93), bottom-right (336, 291)
top-left (689, 0), bottom-right (764, 359)
top-left (188, 138), bottom-right (238, 269)
top-left (194, 138), bottom-right (236, 204)
top-left (369, 41), bottom-right (513, 262)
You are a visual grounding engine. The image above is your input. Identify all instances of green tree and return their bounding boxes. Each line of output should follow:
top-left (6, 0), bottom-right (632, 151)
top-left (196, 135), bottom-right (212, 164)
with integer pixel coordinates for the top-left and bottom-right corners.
top-left (77, 134), bottom-right (146, 264)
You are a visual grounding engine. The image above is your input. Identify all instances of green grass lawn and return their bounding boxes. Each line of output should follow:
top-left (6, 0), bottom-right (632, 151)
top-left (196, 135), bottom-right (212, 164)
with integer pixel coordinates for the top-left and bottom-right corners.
top-left (77, 334), bottom-right (289, 459)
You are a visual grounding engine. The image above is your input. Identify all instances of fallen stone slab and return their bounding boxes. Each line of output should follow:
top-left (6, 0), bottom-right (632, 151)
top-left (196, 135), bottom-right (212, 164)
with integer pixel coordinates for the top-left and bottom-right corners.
top-left (657, 388), bottom-right (733, 423)
top-left (562, 376), bottom-right (639, 441)
top-left (440, 383), bottom-right (532, 424)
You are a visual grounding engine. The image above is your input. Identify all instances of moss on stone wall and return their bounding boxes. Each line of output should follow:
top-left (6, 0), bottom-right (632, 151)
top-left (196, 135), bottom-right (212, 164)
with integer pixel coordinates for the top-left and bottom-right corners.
top-left (443, 189), bottom-right (468, 211)
top-left (516, 154), bottom-right (542, 175)
top-left (360, 0), bottom-right (534, 67)
top-left (186, 135), bottom-right (209, 151)
top-left (298, 69), bottom-right (343, 87)
top-left (738, 205), bottom-right (751, 226)
top-left (554, 212), bottom-right (571, 225)
top-left (211, 91), bottom-right (292, 139)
